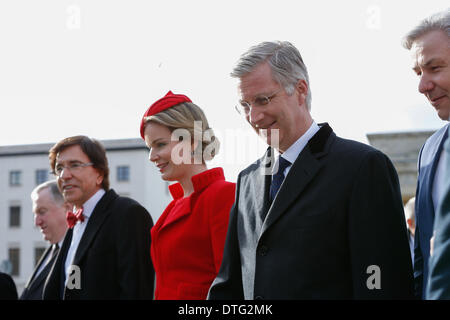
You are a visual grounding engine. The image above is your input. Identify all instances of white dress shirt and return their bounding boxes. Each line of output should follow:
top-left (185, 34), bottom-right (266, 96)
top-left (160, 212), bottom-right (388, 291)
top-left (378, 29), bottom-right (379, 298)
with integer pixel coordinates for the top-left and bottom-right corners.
top-left (64, 188), bottom-right (106, 284)
top-left (273, 121), bottom-right (320, 177)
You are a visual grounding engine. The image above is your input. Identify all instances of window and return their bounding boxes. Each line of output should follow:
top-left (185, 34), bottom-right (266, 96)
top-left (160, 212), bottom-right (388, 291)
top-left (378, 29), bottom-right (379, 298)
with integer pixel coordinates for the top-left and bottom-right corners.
top-left (9, 171), bottom-right (22, 186)
top-left (34, 247), bottom-right (46, 266)
top-left (117, 166), bottom-right (130, 182)
top-left (8, 248), bottom-right (20, 276)
top-left (35, 169), bottom-right (48, 185)
top-left (9, 206), bottom-right (21, 227)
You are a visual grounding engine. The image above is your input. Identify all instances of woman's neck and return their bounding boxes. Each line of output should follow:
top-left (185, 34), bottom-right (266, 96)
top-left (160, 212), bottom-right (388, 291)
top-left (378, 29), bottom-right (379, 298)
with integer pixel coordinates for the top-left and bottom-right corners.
top-left (179, 163), bottom-right (208, 197)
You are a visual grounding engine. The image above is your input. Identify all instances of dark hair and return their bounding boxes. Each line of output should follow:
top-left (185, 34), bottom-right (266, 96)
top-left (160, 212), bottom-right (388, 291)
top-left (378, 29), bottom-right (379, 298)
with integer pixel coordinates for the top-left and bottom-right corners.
top-left (49, 136), bottom-right (110, 190)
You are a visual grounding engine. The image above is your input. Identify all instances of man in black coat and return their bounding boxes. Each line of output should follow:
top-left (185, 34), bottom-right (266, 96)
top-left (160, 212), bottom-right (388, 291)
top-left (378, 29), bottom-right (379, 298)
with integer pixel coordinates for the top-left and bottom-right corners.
top-left (43, 136), bottom-right (154, 299)
top-left (0, 272), bottom-right (18, 300)
top-left (208, 41), bottom-right (414, 299)
top-left (20, 180), bottom-right (69, 300)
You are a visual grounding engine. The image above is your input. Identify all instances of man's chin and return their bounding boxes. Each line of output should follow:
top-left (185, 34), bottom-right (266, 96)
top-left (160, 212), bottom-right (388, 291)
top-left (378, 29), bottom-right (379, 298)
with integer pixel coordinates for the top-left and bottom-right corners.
top-left (258, 129), bottom-right (280, 146)
top-left (63, 192), bottom-right (78, 204)
top-left (437, 109), bottom-right (450, 121)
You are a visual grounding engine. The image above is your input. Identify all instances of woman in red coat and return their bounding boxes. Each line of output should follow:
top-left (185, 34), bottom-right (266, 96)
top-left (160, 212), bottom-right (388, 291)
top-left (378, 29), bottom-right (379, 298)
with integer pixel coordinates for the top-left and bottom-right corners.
top-left (140, 91), bottom-right (236, 300)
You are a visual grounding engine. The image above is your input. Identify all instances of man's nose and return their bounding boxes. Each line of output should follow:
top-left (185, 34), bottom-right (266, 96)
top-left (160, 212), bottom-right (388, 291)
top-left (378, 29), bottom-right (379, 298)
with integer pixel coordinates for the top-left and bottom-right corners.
top-left (59, 166), bottom-right (73, 179)
top-left (34, 215), bottom-right (42, 227)
top-left (418, 74), bottom-right (435, 94)
top-left (248, 106), bottom-right (264, 127)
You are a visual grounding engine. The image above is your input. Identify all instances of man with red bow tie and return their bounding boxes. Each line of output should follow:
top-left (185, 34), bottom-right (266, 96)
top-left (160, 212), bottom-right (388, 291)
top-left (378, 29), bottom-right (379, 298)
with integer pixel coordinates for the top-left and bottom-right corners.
top-left (43, 136), bottom-right (154, 300)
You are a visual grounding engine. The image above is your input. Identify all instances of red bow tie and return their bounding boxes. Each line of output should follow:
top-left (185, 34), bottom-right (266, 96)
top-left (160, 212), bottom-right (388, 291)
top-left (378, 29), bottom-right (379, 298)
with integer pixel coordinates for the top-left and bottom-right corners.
top-left (66, 207), bottom-right (85, 229)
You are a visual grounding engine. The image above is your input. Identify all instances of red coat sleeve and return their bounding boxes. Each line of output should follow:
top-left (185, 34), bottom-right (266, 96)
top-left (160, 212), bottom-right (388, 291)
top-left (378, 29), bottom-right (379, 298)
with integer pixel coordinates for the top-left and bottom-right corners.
top-left (207, 181), bottom-right (236, 273)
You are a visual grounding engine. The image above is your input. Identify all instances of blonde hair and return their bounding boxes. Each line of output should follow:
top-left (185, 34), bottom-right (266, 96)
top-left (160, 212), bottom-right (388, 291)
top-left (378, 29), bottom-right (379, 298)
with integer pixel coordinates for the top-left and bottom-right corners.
top-left (143, 102), bottom-right (219, 161)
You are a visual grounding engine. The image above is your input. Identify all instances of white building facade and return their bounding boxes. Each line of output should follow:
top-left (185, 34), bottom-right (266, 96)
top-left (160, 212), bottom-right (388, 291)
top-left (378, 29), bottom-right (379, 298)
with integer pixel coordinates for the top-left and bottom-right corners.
top-left (0, 138), bottom-right (172, 294)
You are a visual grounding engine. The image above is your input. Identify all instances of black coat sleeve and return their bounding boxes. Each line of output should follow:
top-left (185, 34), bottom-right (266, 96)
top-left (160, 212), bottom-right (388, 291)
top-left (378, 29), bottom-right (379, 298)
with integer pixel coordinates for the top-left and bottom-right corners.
top-left (0, 272), bottom-right (18, 300)
top-left (208, 175), bottom-right (244, 300)
top-left (116, 202), bottom-right (155, 299)
top-left (348, 150), bottom-right (414, 299)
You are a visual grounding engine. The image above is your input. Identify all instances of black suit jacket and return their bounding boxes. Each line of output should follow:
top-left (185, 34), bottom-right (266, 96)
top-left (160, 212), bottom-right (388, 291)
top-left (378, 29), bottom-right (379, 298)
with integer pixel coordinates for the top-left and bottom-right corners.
top-left (208, 123), bottom-right (414, 299)
top-left (0, 272), bottom-right (18, 300)
top-left (43, 189), bottom-right (154, 300)
top-left (20, 245), bottom-right (58, 300)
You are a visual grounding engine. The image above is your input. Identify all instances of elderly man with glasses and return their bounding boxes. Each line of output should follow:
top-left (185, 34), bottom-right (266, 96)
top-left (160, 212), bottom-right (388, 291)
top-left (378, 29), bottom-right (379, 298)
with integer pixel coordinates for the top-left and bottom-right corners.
top-left (208, 41), bottom-right (414, 300)
top-left (42, 135), bottom-right (154, 300)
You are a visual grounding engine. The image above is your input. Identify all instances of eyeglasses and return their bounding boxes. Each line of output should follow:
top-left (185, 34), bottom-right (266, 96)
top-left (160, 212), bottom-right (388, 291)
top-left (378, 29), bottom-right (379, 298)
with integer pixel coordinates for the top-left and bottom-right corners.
top-left (235, 89), bottom-right (281, 116)
top-left (51, 162), bottom-right (94, 177)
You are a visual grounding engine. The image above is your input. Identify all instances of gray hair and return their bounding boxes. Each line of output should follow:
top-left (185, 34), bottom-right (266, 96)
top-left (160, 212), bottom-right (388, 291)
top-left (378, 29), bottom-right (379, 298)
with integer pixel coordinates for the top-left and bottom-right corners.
top-left (31, 180), bottom-right (64, 205)
top-left (404, 197), bottom-right (415, 222)
top-left (402, 9), bottom-right (450, 49)
top-left (231, 41), bottom-right (312, 111)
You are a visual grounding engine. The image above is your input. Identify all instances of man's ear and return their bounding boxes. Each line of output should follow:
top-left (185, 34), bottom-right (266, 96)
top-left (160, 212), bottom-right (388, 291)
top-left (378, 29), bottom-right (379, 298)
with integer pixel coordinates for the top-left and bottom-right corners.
top-left (95, 169), bottom-right (104, 187)
top-left (295, 79), bottom-right (308, 106)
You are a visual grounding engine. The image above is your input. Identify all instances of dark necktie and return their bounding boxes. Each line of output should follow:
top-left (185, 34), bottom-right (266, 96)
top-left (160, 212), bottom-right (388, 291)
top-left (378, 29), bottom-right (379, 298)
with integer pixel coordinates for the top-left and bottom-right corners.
top-left (43, 243), bottom-right (59, 270)
top-left (30, 244), bottom-right (59, 286)
top-left (269, 156), bottom-right (291, 202)
top-left (66, 207), bottom-right (84, 229)
top-left (49, 243), bottom-right (59, 261)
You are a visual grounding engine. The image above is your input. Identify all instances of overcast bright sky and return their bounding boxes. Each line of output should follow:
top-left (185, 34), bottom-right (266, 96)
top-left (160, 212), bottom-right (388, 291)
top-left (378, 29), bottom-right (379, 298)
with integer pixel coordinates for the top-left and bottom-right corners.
top-left (0, 0), bottom-right (448, 181)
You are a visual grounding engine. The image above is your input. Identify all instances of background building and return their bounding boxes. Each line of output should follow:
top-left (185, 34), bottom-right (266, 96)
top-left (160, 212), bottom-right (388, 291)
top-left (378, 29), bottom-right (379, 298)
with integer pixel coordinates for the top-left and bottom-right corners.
top-left (367, 130), bottom-right (436, 203)
top-left (0, 138), bottom-right (172, 294)
top-left (0, 130), bottom-right (438, 295)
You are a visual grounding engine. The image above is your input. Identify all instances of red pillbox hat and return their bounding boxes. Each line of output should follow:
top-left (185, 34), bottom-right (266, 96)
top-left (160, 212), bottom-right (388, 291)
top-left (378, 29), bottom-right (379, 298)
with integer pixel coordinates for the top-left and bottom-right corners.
top-left (140, 90), bottom-right (192, 139)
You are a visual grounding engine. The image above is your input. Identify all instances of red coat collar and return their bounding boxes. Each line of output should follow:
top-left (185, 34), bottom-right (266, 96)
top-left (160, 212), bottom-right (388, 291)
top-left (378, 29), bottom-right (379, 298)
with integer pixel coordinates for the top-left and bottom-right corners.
top-left (168, 167), bottom-right (225, 200)
top-left (154, 167), bottom-right (226, 233)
